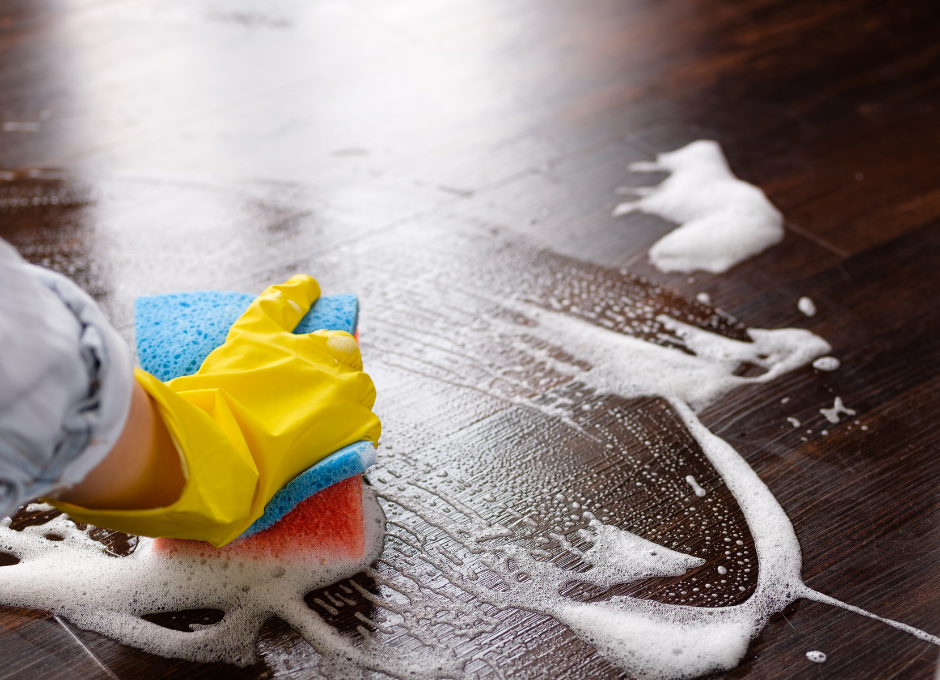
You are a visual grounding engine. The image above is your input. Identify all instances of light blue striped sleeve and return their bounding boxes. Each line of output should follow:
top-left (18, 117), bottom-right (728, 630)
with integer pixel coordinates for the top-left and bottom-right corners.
top-left (0, 239), bottom-right (134, 516)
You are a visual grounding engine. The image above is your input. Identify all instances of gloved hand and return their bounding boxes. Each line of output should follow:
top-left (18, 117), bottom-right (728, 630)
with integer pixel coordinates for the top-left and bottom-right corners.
top-left (50, 275), bottom-right (381, 547)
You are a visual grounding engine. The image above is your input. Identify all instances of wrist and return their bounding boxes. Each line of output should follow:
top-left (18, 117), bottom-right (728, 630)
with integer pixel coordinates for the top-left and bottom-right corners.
top-left (53, 379), bottom-right (185, 510)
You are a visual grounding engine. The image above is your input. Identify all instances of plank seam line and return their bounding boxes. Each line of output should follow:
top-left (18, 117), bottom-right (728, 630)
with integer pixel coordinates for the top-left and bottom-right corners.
top-left (54, 615), bottom-right (120, 680)
top-left (784, 220), bottom-right (849, 259)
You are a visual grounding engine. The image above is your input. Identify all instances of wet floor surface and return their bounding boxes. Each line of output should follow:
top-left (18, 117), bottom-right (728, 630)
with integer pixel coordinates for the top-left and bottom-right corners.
top-left (1, 0), bottom-right (939, 678)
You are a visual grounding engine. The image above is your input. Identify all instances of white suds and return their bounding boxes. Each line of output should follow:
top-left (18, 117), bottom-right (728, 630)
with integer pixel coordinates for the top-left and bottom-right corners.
top-left (685, 475), bottom-right (707, 497)
top-left (806, 650), bottom-right (827, 663)
top-left (798, 297), bottom-right (817, 317)
top-left (0, 302), bottom-right (931, 679)
top-left (696, 292), bottom-right (711, 305)
top-left (820, 397), bottom-right (856, 424)
top-left (0, 490), bottom-right (402, 673)
top-left (499, 302), bottom-right (831, 412)
top-left (613, 140), bottom-right (784, 274)
top-left (787, 417), bottom-right (801, 428)
top-left (812, 356), bottom-right (840, 371)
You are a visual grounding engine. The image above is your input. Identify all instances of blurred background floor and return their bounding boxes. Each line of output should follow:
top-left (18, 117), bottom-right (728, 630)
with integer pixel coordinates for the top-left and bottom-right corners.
top-left (0, 0), bottom-right (938, 678)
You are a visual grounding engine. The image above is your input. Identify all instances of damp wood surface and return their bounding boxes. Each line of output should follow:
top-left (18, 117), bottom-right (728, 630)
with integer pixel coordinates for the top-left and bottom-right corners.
top-left (0, 0), bottom-right (938, 678)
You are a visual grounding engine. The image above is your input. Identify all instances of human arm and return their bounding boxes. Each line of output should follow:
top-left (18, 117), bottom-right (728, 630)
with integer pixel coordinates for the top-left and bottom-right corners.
top-left (0, 238), bottom-right (134, 516)
top-left (54, 379), bottom-right (185, 510)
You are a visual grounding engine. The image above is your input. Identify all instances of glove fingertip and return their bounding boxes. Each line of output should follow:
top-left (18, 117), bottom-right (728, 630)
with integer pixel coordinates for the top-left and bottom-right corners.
top-left (286, 274), bottom-right (320, 305)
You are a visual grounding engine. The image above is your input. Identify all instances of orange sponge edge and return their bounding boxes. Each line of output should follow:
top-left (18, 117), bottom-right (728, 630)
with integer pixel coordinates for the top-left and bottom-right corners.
top-left (153, 475), bottom-right (365, 561)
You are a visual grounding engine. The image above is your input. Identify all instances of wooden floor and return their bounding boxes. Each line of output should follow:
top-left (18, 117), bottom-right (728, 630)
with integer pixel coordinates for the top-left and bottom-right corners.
top-left (1, 0), bottom-right (939, 677)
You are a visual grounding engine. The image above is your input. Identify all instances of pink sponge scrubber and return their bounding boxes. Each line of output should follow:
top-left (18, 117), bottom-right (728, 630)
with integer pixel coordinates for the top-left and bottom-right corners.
top-left (152, 475), bottom-right (366, 561)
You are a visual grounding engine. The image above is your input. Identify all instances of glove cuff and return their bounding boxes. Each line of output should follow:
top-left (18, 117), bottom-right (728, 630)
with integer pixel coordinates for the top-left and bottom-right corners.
top-left (50, 370), bottom-right (261, 547)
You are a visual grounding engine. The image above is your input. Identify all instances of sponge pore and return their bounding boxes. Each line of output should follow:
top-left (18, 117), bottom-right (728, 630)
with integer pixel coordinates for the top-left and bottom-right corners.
top-left (135, 291), bottom-right (358, 382)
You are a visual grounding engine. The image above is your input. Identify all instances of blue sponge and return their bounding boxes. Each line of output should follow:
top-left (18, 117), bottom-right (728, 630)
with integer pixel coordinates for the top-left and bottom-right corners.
top-left (135, 291), bottom-right (358, 382)
top-left (240, 440), bottom-right (376, 538)
top-left (134, 289), bottom-right (371, 540)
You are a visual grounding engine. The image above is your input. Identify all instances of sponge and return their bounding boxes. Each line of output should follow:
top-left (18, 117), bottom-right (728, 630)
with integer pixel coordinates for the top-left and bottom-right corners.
top-left (135, 291), bottom-right (358, 382)
top-left (153, 474), bottom-right (366, 560)
top-left (240, 440), bottom-right (375, 538)
top-left (134, 288), bottom-right (372, 553)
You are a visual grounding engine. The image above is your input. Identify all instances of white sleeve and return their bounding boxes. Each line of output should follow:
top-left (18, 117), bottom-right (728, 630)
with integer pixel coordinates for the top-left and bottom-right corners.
top-left (0, 239), bottom-right (134, 516)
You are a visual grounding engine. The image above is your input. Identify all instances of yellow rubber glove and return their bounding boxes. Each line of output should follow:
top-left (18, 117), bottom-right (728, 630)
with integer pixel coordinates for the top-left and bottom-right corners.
top-left (50, 275), bottom-right (381, 546)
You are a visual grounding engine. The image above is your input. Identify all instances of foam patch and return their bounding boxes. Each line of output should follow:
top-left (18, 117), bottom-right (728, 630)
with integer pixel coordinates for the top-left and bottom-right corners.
top-left (135, 291), bottom-right (358, 382)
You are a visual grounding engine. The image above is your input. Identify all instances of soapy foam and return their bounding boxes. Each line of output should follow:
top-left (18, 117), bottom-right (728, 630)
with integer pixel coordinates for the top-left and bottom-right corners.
top-left (0, 488), bottom-right (390, 670)
top-left (613, 141), bottom-right (784, 274)
top-left (806, 650), bottom-right (826, 663)
top-left (361, 302), bottom-right (936, 678)
top-left (820, 396), bottom-right (856, 424)
top-left (685, 475), bottom-right (707, 497)
top-left (812, 356), bottom-right (840, 372)
top-left (798, 297), bottom-right (817, 317)
top-left (496, 301), bottom-right (831, 412)
top-left (0, 299), bottom-right (934, 677)
top-left (370, 394), bottom-right (938, 679)
top-left (799, 588), bottom-right (939, 647)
